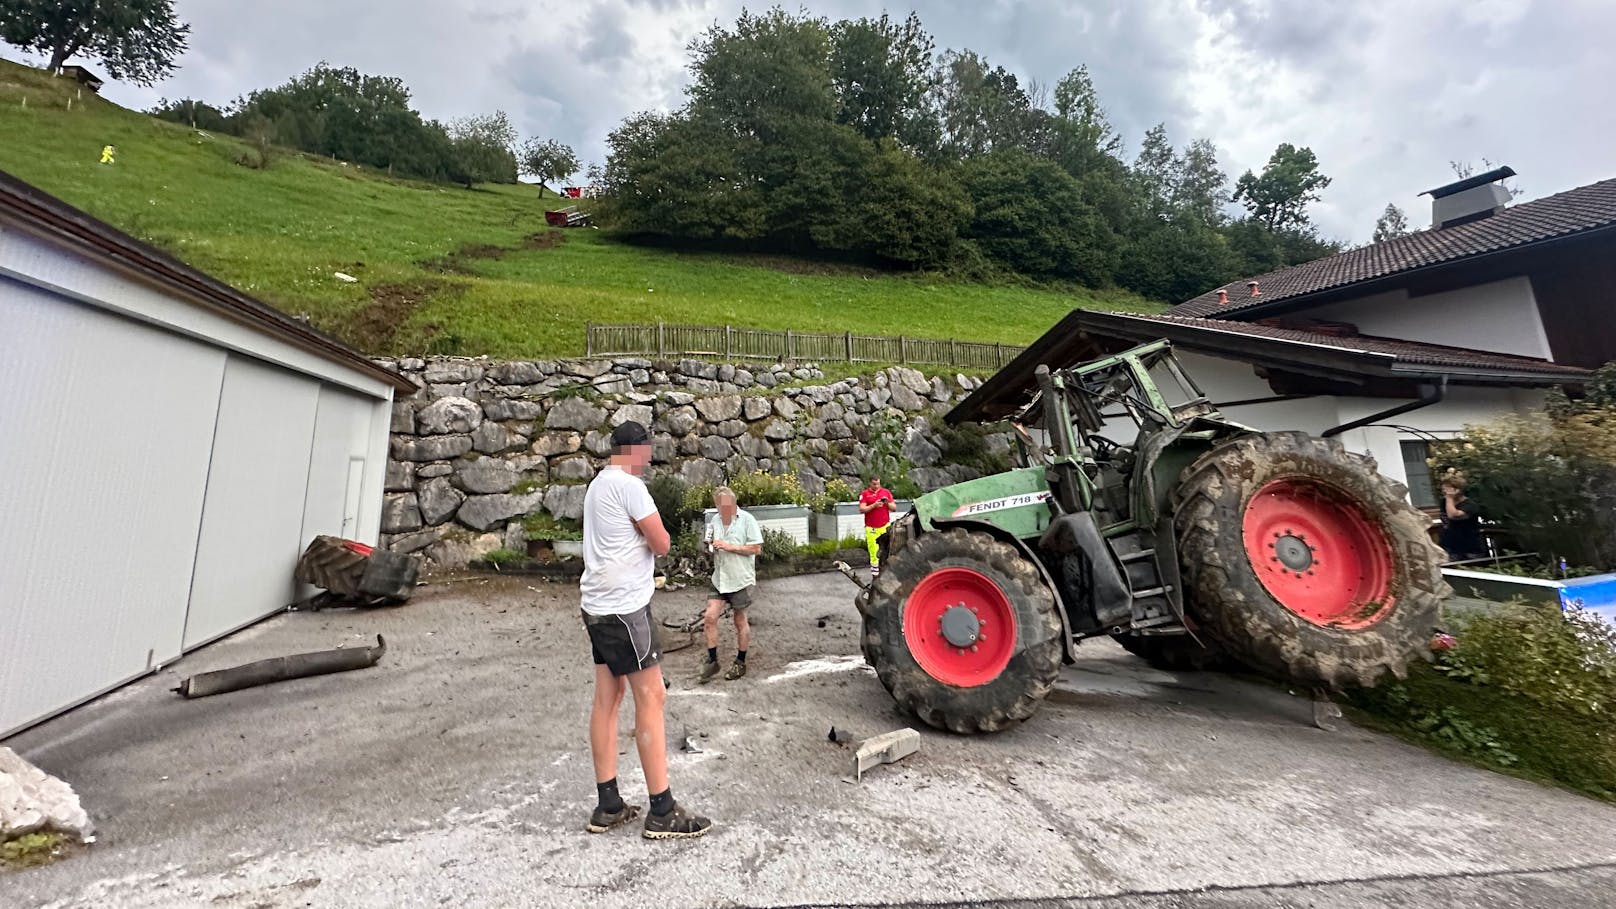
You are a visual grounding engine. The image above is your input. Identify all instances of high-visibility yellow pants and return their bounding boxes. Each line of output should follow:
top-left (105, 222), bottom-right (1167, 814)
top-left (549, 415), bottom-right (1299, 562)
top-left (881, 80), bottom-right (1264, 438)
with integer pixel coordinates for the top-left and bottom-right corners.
top-left (866, 524), bottom-right (889, 567)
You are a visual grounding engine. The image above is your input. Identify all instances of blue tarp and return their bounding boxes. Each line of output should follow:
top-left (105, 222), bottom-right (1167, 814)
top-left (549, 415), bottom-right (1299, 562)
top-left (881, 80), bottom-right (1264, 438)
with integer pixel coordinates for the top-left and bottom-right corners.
top-left (1560, 573), bottom-right (1616, 626)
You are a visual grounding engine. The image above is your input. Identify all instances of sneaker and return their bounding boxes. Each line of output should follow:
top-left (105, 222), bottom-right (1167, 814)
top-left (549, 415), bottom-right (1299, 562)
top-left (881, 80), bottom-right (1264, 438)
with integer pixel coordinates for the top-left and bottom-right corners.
top-left (697, 659), bottom-right (720, 684)
top-left (587, 803), bottom-right (641, 834)
top-left (642, 802), bottom-right (712, 840)
top-left (724, 660), bottom-right (747, 681)
top-left (871, 566), bottom-right (881, 579)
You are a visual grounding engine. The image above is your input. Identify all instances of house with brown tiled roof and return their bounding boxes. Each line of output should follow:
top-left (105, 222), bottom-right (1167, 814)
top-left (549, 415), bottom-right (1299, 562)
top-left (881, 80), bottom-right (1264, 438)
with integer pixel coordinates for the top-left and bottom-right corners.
top-left (955, 166), bottom-right (1609, 512)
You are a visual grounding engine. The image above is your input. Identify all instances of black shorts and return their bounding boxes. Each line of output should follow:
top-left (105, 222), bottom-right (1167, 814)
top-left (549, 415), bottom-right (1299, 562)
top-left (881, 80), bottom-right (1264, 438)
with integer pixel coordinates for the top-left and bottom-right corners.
top-left (709, 586), bottom-right (754, 610)
top-left (582, 605), bottom-right (662, 677)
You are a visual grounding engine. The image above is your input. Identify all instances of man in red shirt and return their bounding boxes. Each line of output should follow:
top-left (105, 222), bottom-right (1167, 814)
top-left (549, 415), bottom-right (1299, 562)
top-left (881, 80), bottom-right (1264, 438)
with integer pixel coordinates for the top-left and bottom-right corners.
top-left (858, 474), bottom-right (895, 579)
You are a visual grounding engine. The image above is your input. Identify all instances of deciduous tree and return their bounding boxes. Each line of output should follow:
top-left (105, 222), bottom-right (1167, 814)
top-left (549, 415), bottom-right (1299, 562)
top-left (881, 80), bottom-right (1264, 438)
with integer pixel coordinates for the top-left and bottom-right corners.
top-left (0, 0), bottom-right (189, 85)
top-left (1232, 143), bottom-right (1331, 231)
top-left (519, 138), bottom-right (580, 195)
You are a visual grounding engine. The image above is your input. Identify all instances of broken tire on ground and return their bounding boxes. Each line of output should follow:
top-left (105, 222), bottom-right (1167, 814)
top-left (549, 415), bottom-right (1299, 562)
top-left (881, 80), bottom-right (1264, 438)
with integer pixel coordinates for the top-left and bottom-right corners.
top-left (861, 527), bottom-right (1062, 734)
top-left (1110, 629), bottom-right (1236, 672)
top-left (1173, 431), bottom-right (1447, 689)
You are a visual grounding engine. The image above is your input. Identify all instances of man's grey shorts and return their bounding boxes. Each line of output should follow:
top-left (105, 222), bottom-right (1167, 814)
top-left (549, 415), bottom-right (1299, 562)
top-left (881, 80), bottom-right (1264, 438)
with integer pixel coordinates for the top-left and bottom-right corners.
top-left (582, 604), bottom-right (661, 676)
top-left (709, 585), bottom-right (754, 610)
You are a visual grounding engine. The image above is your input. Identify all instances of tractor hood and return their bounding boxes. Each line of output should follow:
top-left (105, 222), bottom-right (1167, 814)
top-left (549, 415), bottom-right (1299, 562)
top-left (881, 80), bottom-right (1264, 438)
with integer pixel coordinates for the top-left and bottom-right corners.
top-left (915, 466), bottom-right (1055, 540)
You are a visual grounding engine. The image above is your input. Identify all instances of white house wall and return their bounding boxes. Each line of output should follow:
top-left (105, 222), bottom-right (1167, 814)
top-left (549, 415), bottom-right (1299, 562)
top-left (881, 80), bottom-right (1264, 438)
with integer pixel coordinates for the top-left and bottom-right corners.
top-left (1308, 277), bottom-right (1553, 360)
top-left (0, 279), bottom-right (224, 737)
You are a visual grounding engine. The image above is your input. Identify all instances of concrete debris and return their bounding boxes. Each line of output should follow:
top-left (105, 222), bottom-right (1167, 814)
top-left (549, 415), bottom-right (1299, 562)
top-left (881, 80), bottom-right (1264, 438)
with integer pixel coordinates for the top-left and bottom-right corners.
top-left (850, 728), bottom-right (920, 782)
top-left (0, 747), bottom-right (94, 843)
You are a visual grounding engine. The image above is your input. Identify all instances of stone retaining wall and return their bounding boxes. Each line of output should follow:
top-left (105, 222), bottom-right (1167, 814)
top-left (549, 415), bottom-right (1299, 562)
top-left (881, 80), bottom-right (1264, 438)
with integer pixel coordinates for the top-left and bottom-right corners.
top-left (375, 356), bottom-right (1006, 569)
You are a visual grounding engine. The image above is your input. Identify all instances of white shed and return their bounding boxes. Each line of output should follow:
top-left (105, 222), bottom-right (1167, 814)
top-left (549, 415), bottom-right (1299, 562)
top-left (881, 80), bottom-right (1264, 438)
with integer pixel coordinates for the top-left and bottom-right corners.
top-left (0, 171), bottom-right (414, 738)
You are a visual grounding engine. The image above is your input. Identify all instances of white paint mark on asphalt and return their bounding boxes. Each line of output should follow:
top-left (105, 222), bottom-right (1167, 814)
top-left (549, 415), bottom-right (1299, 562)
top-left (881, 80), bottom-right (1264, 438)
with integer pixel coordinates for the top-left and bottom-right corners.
top-left (669, 688), bottom-right (730, 697)
top-left (763, 655), bottom-right (873, 684)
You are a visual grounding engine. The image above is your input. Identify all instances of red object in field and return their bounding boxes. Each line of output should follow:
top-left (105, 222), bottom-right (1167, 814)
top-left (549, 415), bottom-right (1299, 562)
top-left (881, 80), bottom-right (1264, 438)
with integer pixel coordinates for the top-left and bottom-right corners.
top-left (563, 186), bottom-right (582, 198)
top-left (545, 205), bottom-right (592, 228)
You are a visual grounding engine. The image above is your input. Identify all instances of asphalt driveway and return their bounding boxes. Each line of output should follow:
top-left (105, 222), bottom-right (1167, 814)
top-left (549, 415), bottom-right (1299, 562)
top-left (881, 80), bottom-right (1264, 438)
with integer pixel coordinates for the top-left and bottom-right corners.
top-left (7, 571), bottom-right (1616, 908)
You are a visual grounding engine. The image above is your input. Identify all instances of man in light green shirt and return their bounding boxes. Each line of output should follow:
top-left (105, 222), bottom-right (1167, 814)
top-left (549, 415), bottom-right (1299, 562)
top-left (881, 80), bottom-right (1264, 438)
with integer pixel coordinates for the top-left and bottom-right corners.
top-left (700, 486), bottom-right (763, 683)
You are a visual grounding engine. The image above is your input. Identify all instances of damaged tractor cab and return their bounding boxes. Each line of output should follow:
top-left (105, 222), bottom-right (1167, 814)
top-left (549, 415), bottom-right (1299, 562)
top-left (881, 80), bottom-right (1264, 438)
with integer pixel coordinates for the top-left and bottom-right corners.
top-left (857, 340), bottom-right (1447, 734)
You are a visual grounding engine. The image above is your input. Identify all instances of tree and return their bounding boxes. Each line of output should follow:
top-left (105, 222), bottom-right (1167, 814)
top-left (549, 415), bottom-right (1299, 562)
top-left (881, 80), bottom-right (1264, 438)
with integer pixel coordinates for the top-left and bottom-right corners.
top-left (1132, 124), bottom-right (1180, 224)
top-left (1372, 203), bottom-right (1410, 243)
top-left (1232, 143), bottom-right (1331, 231)
top-left (1174, 138), bottom-right (1228, 227)
top-left (150, 97), bottom-right (231, 132)
top-left (962, 148), bottom-right (1118, 284)
top-left (828, 12), bottom-right (938, 153)
top-left (935, 50), bottom-right (1034, 158)
top-left (519, 138), bottom-right (580, 195)
top-left (448, 111), bottom-right (519, 186)
top-left (0, 0), bottom-right (189, 86)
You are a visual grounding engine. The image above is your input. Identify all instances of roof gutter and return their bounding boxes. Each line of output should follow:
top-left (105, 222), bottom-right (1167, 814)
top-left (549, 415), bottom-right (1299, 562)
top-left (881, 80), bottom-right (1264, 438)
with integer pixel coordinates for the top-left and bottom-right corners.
top-left (1322, 378), bottom-right (1446, 438)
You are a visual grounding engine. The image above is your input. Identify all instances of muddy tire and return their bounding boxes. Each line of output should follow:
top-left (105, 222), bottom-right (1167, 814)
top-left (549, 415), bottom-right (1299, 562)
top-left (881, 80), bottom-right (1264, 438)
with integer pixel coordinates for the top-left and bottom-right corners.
top-left (1173, 432), bottom-right (1447, 689)
top-left (861, 528), bottom-right (1063, 733)
top-left (294, 535), bottom-right (370, 597)
top-left (1110, 631), bottom-right (1236, 672)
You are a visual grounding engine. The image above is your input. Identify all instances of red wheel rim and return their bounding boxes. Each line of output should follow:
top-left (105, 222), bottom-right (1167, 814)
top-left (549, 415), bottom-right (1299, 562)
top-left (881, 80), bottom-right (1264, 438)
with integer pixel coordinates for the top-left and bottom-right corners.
top-left (902, 567), bottom-right (1017, 687)
top-left (1242, 478), bottom-right (1395, 629)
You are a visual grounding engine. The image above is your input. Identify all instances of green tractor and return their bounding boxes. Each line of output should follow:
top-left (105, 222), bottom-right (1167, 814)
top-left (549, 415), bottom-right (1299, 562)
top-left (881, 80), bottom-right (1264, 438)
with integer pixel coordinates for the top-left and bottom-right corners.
top-left (855, 340), bottom-right (1447, 733)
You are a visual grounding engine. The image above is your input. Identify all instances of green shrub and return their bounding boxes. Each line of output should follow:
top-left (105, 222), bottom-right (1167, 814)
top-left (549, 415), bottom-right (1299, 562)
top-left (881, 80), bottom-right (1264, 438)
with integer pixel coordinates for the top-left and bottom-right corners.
top-left (809, 478), bottom-right (857, 512)
top-left (864, 410), bottom-right (923, 498)
top-left (729, 469), bottom-right (809, 507)
top-left (647, 473), bottom-right (698, 534)
top-left (521, 513), bottom-right (582, 541)
top-left (482, 547), bottom-right (527, 566)
top-left (796, 536), bottom-right (865, 558)
top-left (1347, 603), bottom-right (1616, 800)
top-left (760, 528), bottom-right (799, 562)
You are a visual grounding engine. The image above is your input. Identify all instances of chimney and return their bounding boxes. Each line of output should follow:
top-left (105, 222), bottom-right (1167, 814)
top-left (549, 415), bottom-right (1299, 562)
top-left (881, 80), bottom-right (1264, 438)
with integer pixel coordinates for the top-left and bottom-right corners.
top-left (1246, 280), bottom-right (1260, 298)
top-left (1420, 165), bottom-right (1516, 229)
top-left (1217, 288), bottom-right (1228, 306)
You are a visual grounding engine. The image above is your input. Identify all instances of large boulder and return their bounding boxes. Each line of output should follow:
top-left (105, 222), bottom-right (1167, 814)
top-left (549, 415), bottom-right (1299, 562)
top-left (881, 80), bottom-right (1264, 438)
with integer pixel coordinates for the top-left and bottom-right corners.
top-left (902, 433), bottom-right (944, 467)
top-left (454, 460), bottom-right (524, 495)
top-left (737, 433), bottom-right (774, 459)
top-left (424, 532), bottom-right (502, 569)
top-left (561, 360), bottom-right (614, 379)
top-left (716, 420), bottom-right (748, 439)
top-left (392, 435), bottom-right (473, 462)
top-left (700, 436), bottom-right (735, 461)
top-left (612, 404), bottom-right (654, 429)
top-left (743, 396), bottom-right (773, 421)
top-left (546, 397), bottom-right (607, 431)
top-left (384, 461), bottom-right (416, 493)
top-left (424, 360), bottom-right (482, 384)
top-left (695, 395), bottom-right (744, 423)
top-left (657, 406), bottom-right (700, 437)
top-left (418, 477), bottom-right (466, 524)
top-left (381, 493), bottom-right (423, 533)
top-left (553, 456), bottom-right (598, 482)
top-left (472, 421), bottom-right (527, 455)
top-left (486, 361), bottom-right (548, 385)
top-left (773, 397), bottom-right (800, 420)
top-left (417, 397), bottom-right (483, 435)
top-left (531, 431), bottom-right (582, 457)
top-left (390, 402), bottom-right (416, 433)
top-left (0, 747), bottom-right (93, 843)
top-left (583, 430), bottom-right (614, 458)
top-left (888, 383), bottom-right (924, 412)
top-left (483, 398), bottom-right (545, 422)
top-left (544, 484), bottom-right (588, 521)
top-left (763, 418), bottom-right (795, 441)
top-left (680, 458), bottom-right (725, 487)
top-left (457, 492), bottom-right (543, 531)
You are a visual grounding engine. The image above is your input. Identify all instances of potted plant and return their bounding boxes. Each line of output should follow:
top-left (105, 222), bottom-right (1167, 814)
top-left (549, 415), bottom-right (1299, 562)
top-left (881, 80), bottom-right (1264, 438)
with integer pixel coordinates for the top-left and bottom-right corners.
top-left (523, 513), bottom-right (584, 560)
top-left (810, 478), bottom-right (859, 542)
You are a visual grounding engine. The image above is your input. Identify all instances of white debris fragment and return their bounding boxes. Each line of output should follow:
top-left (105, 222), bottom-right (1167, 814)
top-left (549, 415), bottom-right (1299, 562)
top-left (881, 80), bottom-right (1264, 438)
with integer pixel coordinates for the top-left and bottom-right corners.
top-left (0, 747), bottom-right (94, 843)
top-left (333, 272), bottom-right (358, 283)
top-left (763, 655), bottom-right (873, 684)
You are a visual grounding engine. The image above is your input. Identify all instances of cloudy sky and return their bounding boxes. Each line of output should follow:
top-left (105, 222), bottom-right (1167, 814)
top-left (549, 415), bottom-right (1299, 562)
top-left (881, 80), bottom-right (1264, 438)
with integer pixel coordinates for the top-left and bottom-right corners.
top-left (28, 0), bottom-right (1616, 242)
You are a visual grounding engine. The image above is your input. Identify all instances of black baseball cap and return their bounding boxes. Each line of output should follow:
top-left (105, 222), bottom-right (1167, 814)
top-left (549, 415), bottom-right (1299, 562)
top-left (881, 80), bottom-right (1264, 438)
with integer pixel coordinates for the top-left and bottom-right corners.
top-left (610, 420), bottom-right (651, 448)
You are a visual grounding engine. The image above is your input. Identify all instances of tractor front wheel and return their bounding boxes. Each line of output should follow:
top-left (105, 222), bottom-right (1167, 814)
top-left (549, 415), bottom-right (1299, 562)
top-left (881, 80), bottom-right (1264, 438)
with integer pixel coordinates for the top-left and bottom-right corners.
top-left (862, 528), bottom-right (1063, 733)
top-left (1173, 432), bottom-right (1447, 689)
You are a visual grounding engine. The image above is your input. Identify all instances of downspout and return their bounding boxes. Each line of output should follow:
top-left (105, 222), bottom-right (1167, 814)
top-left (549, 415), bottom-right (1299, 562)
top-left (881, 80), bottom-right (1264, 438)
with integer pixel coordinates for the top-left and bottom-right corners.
top-left (1322, 377), bottom-right (1447, 438)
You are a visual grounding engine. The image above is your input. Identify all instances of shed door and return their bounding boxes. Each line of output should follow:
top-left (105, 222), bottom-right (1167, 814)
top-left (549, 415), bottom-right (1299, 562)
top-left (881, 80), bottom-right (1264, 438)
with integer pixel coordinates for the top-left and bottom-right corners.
top-left (183, 356), bottom-right (319, 648)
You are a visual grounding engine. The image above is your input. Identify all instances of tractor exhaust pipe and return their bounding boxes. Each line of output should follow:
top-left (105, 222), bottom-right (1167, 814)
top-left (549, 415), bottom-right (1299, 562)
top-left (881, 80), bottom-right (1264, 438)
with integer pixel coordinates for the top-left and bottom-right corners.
top-left (175, 635), bottom-right (387, 698)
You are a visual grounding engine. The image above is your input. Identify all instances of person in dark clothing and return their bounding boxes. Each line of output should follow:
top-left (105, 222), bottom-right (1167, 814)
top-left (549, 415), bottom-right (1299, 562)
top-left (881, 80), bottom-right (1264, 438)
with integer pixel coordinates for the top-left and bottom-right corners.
top-left (1439, 478), bottom-right (1486, 562)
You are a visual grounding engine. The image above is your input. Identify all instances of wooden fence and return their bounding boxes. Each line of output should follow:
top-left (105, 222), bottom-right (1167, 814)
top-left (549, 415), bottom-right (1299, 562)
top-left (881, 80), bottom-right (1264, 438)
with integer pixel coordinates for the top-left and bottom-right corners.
top-left (585, 322), bottom-right (1024, 371)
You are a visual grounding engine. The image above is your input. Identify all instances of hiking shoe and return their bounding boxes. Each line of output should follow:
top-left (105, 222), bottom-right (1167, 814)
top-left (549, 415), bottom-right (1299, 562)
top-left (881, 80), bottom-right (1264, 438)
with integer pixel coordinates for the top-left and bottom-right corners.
top-left (697, 660), bottom-right (720, 684)
top-left (642, 802), bottom-right (712, 840)
top-left (724, 660), bottom-right (747, 681)
top-left (587, 803), bottom-right (641, 834)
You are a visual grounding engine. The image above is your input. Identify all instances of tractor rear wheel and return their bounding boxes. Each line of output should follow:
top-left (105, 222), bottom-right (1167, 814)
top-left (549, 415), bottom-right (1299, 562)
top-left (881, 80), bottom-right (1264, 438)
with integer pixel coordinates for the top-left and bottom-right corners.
top-left (1173, 432), bottom-right (1447, 689)
top-left (860, 528), bottom-right (1063, 733)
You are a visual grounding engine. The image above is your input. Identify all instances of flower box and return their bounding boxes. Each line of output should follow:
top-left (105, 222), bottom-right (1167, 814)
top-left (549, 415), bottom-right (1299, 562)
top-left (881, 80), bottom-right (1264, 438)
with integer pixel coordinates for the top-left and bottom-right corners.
top-left (812, 500), bottom-right (913, 542)
top-left (704, 504), bottom-right (811, 545)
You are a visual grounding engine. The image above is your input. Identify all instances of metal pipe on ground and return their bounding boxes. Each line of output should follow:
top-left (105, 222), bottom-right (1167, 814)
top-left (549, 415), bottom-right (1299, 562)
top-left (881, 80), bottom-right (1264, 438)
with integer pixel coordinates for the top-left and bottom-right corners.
top-left (174, 635), bottom-right (387, 699)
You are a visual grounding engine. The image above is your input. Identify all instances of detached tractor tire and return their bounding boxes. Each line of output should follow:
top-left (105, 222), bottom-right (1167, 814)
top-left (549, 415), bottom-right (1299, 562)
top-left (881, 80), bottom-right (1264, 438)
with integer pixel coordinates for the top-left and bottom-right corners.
top-left (1110, 629), bottom-right (1236, 672)
top-left (860, 528), bottom-right (1063, 734)
top-left (1173, 431), bottom-right (1448, 689)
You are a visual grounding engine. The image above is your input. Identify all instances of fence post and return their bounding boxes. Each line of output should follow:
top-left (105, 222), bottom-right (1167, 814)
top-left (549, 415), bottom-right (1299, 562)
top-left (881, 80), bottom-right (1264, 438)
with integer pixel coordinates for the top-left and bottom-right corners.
top-left (995, 342), bottom-right (1004, 367)
top-left (657, 322), bottom-right (665, 357)
top-left (786, 329), bottom-right (794, 362)
top-left (585, 322), bottom-right (593, 356)
top-left (845, 331), bottom-right (854, 362)
top-left (950, 339), bottom-right (958, 367)
top-left (899, 335), bottom-right (907, 364)
top-left (725, 324), bottom-right (732, 358)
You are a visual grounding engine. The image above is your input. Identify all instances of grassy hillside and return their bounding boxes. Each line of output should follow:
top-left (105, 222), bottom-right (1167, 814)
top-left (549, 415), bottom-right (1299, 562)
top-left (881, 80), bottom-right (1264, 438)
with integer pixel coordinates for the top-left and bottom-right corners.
top-left (0, 58), bottom-right (1157, 359)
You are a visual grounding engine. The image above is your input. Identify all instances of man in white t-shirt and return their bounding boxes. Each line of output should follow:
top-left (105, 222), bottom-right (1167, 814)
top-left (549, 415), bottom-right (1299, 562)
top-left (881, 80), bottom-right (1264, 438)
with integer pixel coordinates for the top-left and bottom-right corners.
top-left (579, 421), bottom-right (711, 840)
